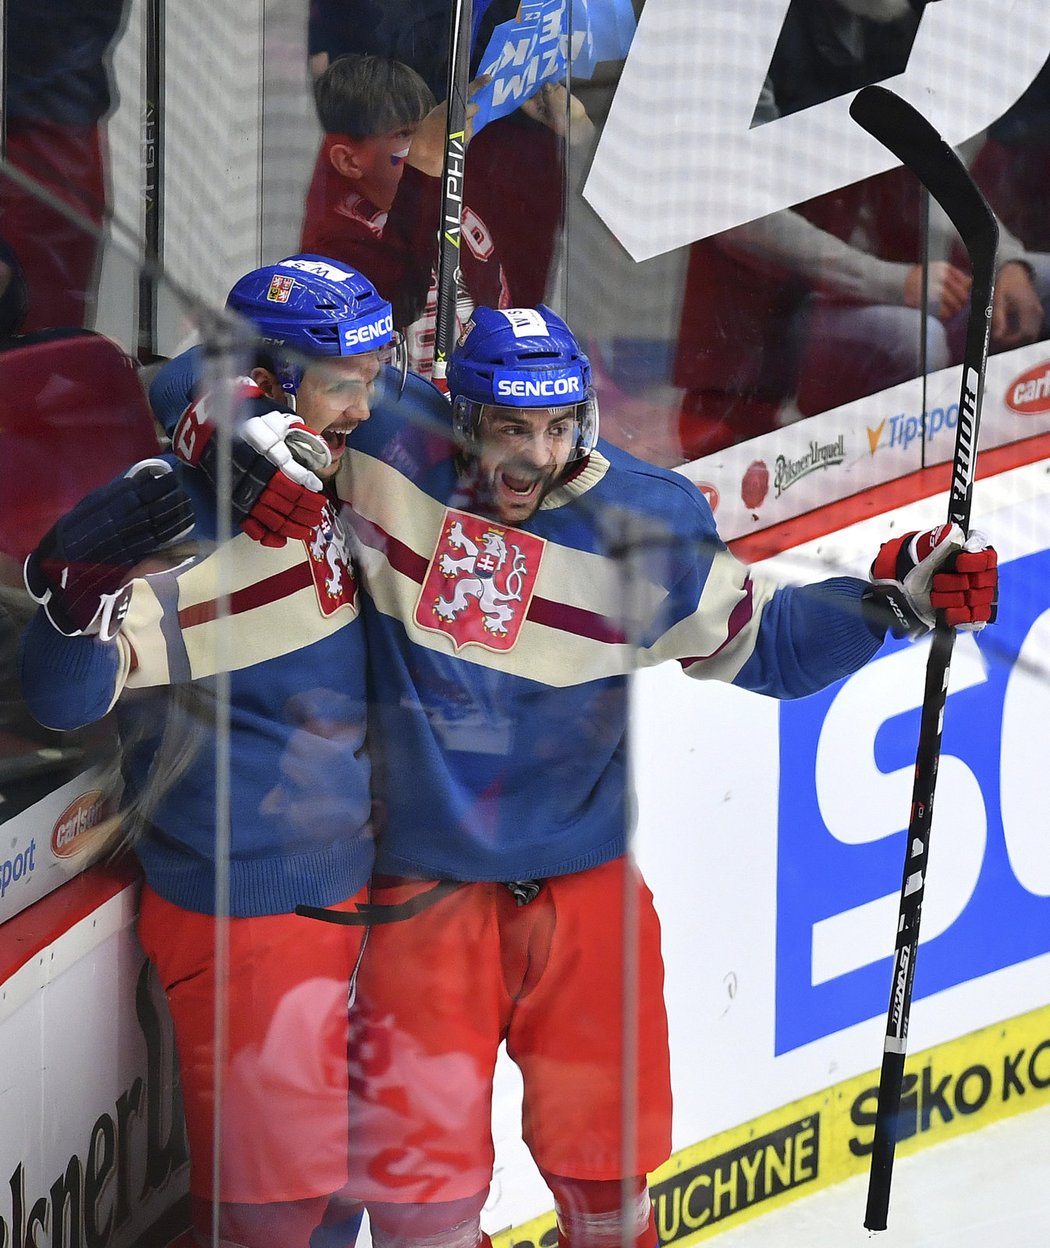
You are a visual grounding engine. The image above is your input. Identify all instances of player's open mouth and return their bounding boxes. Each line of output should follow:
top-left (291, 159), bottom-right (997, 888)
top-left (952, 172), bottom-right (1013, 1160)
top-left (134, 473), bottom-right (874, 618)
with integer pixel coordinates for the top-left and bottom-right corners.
top-left (500, 473), bottom-right (540, 499)
top-left (323, 428), bottom-right (349, 456)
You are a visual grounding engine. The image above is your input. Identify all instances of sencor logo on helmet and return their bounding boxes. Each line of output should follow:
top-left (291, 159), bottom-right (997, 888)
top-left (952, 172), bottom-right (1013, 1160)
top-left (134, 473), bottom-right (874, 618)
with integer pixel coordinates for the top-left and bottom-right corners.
top-left (344, 314), bottom-right (394, 347)
top-left (495, 377), bottom-right (580, 399)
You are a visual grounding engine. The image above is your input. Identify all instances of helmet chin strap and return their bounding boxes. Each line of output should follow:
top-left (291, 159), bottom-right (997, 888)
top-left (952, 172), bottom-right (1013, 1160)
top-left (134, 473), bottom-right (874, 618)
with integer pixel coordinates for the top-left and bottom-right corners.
top-left (275, 358), bottom-right (304, 398)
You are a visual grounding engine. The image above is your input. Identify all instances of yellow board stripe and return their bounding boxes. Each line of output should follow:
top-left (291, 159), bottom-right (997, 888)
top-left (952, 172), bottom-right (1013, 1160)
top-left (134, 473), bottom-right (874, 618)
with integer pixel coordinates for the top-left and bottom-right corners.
top-left (491, 1001), bottom-right (1050, 1246)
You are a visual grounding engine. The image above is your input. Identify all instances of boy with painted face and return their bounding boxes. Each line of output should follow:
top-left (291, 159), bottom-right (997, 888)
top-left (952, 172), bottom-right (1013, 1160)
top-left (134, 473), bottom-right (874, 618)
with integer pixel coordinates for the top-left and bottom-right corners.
top-left (300, 54), bottom-right (577, 381)
top-left (300, 54), bottom-right (449, 333)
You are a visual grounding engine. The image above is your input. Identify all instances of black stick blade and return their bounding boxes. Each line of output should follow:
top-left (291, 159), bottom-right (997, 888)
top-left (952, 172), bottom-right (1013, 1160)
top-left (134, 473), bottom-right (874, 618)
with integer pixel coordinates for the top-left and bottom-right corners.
top-left (849, 85), bottom-right (998, 264)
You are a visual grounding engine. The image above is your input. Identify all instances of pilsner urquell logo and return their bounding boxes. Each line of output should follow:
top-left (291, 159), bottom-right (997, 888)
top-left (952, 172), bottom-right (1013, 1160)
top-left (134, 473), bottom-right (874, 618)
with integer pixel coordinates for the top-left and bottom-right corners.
top-left (774, 436), bottom-right (845, 497)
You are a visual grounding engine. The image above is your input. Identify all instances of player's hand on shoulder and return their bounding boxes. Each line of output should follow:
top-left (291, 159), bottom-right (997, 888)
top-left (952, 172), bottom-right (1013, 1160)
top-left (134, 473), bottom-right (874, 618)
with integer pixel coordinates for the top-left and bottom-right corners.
top-left (171, 394), bottom-right (330, 548)
top-left (866, 523), bottom-right (998, 640)
top-left (25, 459), bottom-right (194, 639)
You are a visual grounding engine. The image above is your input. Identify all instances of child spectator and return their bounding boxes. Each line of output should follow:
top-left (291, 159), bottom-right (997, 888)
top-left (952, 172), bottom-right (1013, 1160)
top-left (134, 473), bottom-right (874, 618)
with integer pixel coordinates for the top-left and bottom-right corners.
top-left (300, 54), bottom-right (445, 333)
top-left (301, 54), bottom-right (575, 379)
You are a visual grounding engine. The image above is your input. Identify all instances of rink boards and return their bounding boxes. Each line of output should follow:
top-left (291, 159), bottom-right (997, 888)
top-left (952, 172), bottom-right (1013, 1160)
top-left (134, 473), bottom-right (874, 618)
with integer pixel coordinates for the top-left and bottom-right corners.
top-left (493, 1001), bottom-right (1050, 1246)
top-left (484, 455), bottom-right (1050, 1240)
top-left (2, 456), bottom-right (1049, 1246)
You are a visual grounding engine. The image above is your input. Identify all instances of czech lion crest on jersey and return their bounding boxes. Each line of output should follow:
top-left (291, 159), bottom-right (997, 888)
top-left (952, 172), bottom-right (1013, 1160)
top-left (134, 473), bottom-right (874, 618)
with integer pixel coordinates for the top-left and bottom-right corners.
top-left (416, 509), bottom-right (544, 651)
top-left (307, 504), bottom-right (357, 615)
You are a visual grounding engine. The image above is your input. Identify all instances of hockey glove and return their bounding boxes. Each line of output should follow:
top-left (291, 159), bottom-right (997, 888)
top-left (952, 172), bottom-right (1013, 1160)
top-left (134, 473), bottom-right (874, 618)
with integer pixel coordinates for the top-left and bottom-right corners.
top-left (171, 398), bottom-right (331, 548)
top-left (24, 459), bottom-right (194, 639)
top-left (867, 523), bottom-right (998, 640)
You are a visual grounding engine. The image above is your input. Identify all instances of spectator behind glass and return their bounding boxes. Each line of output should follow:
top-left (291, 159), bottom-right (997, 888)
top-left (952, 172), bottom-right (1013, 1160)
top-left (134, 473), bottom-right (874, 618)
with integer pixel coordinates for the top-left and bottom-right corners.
top-left (674, 0), bottom-right (1050, 455)
top-left (0, 0), bottom-right (129, 332)
top-left (301, 54), bottom-right (444, 332)
top-left (301, 54), bottom-right (574, 380)
top-left (971, 53), bottom-right (1050, 255)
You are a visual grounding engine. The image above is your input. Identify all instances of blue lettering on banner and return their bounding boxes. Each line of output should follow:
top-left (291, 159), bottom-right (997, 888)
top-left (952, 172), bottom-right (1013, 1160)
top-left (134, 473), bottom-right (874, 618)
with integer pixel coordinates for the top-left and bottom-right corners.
top-left (0, 838), bottom-right (37, 898)
top-left (887, 404), bottom-right (959, 450)
top-left (775, 549), bottom-right (1050, 1054)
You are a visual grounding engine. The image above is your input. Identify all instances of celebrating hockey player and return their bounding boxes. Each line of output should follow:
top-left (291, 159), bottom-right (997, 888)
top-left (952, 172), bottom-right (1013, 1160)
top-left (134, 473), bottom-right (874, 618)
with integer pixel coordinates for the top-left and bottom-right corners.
top-left (18, 257), bottom-right (406, 1248)
top-left (330, 304), bottom-right (999, 1248)
top-left (136, 282), bottom-right (997, 1248)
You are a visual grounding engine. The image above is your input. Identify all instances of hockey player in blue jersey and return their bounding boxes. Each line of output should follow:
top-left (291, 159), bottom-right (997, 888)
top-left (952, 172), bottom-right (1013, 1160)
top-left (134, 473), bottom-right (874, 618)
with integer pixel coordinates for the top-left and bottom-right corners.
top-left (136, 280), bottom-right (997, 1248)
top-left (328, 304), bottom-right (997, 1248)
top-left (18, 258), bottom-right (406, 1248)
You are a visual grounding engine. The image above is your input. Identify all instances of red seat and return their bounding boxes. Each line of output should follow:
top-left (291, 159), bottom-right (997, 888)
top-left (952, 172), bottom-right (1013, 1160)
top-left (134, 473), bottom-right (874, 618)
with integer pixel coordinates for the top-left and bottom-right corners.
top-left (0, 332), bottom-right (161, 567)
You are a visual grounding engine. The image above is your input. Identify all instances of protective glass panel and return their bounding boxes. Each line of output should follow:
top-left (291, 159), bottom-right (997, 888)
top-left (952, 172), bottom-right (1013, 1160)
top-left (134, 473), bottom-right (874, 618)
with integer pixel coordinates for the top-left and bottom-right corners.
top-left (2, 3), bottom-right (1049, 1248)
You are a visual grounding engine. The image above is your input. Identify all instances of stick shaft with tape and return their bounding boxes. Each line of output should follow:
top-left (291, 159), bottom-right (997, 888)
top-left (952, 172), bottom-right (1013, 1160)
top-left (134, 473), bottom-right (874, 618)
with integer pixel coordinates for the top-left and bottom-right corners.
top-left (848, 84), bottom-right (998, 1232)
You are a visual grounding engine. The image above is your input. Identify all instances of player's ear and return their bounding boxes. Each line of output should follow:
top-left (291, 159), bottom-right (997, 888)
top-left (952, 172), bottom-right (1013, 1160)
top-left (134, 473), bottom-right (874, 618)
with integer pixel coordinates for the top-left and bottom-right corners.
top-left (250, 367), bottom-right (284, 402)
top-left (328, 139), bottom-right (363, 179)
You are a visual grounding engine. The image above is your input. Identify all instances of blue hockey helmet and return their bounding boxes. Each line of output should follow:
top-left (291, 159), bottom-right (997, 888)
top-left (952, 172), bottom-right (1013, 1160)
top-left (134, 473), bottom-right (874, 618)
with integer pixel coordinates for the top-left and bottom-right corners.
top-left (448, 306), bottom-right (599, 464)
top-left (225, 254), bottom-right (406, 395)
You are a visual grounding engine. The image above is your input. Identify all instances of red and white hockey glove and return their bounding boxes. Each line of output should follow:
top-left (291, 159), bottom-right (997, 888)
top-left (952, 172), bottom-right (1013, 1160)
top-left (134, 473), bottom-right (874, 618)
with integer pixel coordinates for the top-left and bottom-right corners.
top-left (867, 523), bottom-right (998, 640)
top-left (171, 399), bottom-right (331, 548)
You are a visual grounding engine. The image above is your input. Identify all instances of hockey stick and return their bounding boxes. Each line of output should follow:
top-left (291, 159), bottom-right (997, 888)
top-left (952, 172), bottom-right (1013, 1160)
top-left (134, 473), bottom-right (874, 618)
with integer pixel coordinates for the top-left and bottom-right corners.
top-left (138, 0), bottom-right (165, 364)
top-left (848, 84), bottom-right (998, 1232)
top-left (432, 0), bottom-right (474, 390)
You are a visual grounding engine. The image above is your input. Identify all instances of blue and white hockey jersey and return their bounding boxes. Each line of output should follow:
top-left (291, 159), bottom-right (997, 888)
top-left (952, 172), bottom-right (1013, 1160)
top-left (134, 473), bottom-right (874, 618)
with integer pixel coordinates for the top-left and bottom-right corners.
top-left (337, 373), bottom-right (886, 883)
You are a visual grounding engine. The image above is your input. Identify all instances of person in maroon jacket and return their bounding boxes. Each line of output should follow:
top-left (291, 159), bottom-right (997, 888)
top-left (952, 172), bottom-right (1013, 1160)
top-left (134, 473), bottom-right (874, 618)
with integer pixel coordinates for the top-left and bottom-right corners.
top-left (1, 0), bottom-right (128, 332)
top-left (300, 53), bottom-right (579, 380)
top-left (300, 54), bottom-right (449, 334)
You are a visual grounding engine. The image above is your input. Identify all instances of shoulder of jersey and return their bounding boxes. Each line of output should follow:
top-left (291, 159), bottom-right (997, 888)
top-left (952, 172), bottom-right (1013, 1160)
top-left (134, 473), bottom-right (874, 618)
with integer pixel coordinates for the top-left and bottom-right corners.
top-left (151, 344), bottom-right (294, 434)
top-left (585, 440), bottom-right (718, 543)
top-left (361, 368), bottom-right (451, 440)
top-left (150, 345), bottom-right (204, 434)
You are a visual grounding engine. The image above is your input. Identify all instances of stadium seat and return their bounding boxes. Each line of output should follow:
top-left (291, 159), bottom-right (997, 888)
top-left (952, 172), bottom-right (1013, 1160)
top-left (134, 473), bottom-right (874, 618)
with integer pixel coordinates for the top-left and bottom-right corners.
top-left (0, 331), bottom-right (162, 573)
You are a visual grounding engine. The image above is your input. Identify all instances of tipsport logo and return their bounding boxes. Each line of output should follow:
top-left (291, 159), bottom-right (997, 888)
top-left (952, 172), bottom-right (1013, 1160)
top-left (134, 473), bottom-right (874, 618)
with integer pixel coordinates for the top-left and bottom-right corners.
top-left (0, 839), bottom-right (36, 899)
top-left (866, 403), bottom-right (959, 456)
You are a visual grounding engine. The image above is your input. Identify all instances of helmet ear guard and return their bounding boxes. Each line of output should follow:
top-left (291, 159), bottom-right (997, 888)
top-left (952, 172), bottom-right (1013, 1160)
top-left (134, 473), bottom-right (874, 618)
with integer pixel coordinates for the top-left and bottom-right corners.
top-left (570, 388), bottom-right (599, 462)
top-left (451, 394), bottom-right (476, 449)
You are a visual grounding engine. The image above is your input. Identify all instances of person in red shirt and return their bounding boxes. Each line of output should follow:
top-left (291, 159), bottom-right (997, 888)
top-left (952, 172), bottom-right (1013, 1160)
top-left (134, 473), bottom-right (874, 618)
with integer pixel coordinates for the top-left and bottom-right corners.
top-left (300, 54), bottom-right (578, 379)
top-left (300, 54), bottom-right (447, 334)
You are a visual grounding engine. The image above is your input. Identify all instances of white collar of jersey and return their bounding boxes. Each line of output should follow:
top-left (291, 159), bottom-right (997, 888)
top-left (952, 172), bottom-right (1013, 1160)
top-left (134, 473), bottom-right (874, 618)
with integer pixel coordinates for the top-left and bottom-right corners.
top-left (540, 449), bottom-right (609, 511)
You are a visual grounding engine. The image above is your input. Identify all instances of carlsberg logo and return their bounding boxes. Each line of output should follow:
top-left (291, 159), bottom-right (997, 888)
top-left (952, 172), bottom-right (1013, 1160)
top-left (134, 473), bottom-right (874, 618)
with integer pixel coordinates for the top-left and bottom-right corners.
top-left (496, 377), bottom-right (580, 399)
top-left (344, 313), bottom-right (393, 347)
